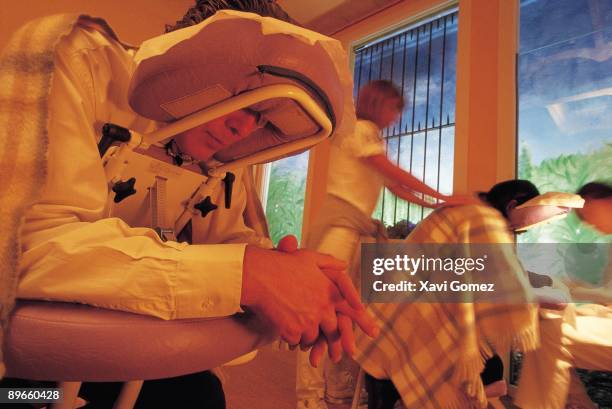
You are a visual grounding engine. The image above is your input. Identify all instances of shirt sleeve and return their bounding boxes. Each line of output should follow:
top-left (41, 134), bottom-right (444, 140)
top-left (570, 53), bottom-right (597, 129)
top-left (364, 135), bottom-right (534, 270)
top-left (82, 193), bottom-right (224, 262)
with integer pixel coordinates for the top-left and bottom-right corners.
top-left (18, 218), bottom-right (245, 320)
top-left (339, 120), bottom-right (386, 158)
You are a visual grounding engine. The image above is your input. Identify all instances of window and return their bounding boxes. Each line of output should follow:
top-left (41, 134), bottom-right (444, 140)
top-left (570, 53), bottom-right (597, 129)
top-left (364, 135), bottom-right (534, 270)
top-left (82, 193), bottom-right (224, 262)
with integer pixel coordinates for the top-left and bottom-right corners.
top-left (353, 8), bottom-right (458, 227)
top-left (513, 3), bottom-right (612, 392)
top-left (517, 0), bottom-right (612, 248)
top-left (264, 151), bottom-right (309, 245)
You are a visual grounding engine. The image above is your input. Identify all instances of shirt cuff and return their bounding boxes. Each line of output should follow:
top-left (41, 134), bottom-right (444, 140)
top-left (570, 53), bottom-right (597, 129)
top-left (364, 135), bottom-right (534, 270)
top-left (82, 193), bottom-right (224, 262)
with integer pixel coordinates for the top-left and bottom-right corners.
top-left (172, 243), bottom-right (246, 319)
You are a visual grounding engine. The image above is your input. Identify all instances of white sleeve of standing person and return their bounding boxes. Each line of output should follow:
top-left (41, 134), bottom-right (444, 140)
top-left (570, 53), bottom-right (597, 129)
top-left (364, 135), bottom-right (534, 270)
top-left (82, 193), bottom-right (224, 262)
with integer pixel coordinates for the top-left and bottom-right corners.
top-left (339, 119), bottom-right (386, 158)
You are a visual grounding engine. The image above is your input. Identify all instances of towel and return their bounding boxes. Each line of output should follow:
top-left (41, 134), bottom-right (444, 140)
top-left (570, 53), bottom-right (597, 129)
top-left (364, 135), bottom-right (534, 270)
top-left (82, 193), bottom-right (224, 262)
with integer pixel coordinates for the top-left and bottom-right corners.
top-left (0, 13), bottom-right (94, 378)
top-left (354, 205), bottom-right (539, 408)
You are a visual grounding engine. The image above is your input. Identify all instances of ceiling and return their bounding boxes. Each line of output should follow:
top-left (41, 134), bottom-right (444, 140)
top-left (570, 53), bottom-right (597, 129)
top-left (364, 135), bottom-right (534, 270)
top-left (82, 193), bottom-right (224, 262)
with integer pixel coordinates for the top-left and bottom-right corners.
top-left (277, 0), bottom-right (402, 35)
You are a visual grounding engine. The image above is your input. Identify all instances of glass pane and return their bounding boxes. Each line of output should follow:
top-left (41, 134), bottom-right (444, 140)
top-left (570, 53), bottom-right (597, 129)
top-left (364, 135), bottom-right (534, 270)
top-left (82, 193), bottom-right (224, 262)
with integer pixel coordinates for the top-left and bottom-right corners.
top-left (518, 0), bottom-right (612, 245)
top-left (356, 9), bottom-right (458, 229)
top-left (517, 0), bottom-right (612, 289)
top-left (265, 151), bottom-right (309, 245)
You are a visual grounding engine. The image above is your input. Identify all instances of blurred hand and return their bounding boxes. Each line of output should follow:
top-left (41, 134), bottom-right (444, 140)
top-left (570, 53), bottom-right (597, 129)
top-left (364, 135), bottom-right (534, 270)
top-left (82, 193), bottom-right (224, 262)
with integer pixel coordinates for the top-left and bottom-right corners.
top-left (440, 193), bottom-right (482, 207)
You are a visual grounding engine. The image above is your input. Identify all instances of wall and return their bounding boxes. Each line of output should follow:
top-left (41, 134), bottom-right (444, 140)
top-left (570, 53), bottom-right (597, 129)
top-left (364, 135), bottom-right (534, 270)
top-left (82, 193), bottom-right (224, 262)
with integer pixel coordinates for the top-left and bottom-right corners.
top-left (0, 0), bottom-right (193, 51)
top-left (454, 0), bottom-right (518, 194)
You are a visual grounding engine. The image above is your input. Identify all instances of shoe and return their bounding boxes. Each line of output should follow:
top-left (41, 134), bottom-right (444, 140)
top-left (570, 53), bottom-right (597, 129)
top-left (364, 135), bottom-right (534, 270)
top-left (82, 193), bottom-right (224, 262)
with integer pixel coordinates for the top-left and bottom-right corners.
top-left (484, 380), bottom-right (507, 398)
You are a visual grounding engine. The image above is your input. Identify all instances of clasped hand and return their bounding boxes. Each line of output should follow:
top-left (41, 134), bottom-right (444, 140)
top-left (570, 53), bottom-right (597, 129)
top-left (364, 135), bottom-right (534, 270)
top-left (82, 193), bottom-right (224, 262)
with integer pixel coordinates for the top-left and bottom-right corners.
top-left (241, 236), bottom-right (379, 367)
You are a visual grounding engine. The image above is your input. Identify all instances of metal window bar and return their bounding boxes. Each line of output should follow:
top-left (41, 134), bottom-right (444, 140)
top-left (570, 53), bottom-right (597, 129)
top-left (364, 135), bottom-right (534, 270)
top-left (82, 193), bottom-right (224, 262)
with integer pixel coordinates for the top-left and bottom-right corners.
top-left (353, 8), bottom-right (458, 228)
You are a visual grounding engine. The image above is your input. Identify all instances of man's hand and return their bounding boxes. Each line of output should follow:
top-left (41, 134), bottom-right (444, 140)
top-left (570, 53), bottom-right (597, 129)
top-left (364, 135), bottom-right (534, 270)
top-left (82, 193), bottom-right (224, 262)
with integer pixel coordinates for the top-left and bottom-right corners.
top-left (241, 243), bottom-right (378, 364)
top-left (275, 235), bottom-right (378, 366)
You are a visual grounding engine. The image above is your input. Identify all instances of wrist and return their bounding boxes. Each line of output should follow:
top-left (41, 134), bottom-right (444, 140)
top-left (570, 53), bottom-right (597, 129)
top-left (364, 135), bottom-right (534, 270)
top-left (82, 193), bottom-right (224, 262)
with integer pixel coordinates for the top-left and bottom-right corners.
top-left (241, 245), bottom-right (265, 308)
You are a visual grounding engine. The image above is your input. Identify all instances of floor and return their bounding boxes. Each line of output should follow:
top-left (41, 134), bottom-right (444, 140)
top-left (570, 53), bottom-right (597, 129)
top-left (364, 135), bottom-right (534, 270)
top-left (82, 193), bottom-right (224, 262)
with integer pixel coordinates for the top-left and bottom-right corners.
top-left (222, 344), bottom-right (298, 409)
top-left (221, 347), bottom-right (521, 409)
top-left (222, 345), bottom-right (353, 409)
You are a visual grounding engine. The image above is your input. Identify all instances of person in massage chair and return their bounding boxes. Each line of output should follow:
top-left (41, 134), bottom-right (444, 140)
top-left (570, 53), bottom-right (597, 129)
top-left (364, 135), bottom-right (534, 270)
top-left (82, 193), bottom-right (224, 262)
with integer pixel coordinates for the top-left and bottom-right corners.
top-left (352, 180), bottom-right (542, 409)
top-left (350, 180), bottom-right (608, 409)
top-left (560, 181), bottom-right (612, 307)
top-left (514, 183), bottom-right (612, 409)
top-left (576, 181), bottom-right (612, 235)
top-left (1, 1), bottom-right (378, 408)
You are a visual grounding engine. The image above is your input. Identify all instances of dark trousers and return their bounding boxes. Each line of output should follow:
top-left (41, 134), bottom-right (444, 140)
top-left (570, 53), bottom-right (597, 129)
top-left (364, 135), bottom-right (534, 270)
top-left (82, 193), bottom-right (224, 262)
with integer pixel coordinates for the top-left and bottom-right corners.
top-left (365, 355), bottom-right (504, 409)
top-left (1, 371), bottom-right (225, 409)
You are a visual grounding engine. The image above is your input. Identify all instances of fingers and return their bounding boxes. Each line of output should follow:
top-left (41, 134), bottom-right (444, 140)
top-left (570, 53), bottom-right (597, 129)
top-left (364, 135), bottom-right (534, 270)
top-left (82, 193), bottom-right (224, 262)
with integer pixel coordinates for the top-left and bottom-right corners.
top-left (320, 312), bottom-right (342, 363)
top-left (300, 324), bottom-right (320, 351)
top-left (309, 336), bottom-right (327, 368)
top-left (321, 267), bottom-right (364, 311)
top-left (338, 313), bottom-right (356, 356)
top-left (336, 301), bottom-right (380, 338)
top-left (280, 324), bottom-right (302, 346)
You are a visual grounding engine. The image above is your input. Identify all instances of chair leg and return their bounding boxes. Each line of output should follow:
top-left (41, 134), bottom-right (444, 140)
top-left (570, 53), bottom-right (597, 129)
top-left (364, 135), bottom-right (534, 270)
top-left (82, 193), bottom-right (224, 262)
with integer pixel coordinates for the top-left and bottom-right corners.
top-left (112, 380), bottom-right (144, 409)
top-left (351, 368), bottom-right (365, 409)
top-left (50, 381), bottom-right (81, 409)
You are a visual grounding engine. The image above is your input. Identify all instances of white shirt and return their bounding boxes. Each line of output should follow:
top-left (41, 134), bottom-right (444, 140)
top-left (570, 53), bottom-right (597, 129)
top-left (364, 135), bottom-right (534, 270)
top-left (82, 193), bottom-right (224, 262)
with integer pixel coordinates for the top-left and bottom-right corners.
top-left (326, 119), bottom-right (386, 216)
top-left (17, 23), bottom-right (263, 320)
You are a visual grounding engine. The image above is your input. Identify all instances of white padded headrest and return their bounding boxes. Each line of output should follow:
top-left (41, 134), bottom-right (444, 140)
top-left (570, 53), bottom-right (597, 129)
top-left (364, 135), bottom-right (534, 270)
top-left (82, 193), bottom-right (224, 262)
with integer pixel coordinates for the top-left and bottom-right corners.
top-left (512, 192), bottom-right (584, 232)
top-left (128, 11), bottom-right (344, 164)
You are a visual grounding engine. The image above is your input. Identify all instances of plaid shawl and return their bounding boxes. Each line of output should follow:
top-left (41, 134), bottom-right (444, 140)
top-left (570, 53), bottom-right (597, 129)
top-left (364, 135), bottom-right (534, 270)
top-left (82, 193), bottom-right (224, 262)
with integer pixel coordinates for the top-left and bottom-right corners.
top-left (354, 205), bottom-right (539, 409)
top-left (0, 13), bottom-right (85, 378)
top-left (0, 14), bottom-right (125, 378)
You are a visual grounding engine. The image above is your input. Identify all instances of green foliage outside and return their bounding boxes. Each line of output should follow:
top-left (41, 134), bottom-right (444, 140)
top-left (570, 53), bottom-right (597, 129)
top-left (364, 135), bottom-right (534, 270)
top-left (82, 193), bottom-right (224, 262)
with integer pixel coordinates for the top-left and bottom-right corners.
top-left (374, 188), bottom-right (433, 228)
top-left (518, 142), bottom-right (612, 245)
top-left (518, 143), bottom-right (612, 284)
top-left (265, 164), bottom-right (306, 245)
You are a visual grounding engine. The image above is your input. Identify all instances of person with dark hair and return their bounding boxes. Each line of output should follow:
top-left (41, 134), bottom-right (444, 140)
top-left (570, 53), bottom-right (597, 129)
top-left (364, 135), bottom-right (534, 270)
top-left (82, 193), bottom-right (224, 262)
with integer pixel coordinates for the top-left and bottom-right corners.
top-left (515, 282), bottom-right (612, 408)
top-left (576, 181), bottom-right (612, 234)
top-left (166, 0), bottom-right (299, 32)
top-left (514, 181), bottom-right (612, 409)
top-left (345, 178), bottom-right (608, 409)
top-left (477, 179), bottom-right (541, 217)
top-left (561, 181), bottom-right (612, 304)
top-left (353, 179), bottom-right (543, 409)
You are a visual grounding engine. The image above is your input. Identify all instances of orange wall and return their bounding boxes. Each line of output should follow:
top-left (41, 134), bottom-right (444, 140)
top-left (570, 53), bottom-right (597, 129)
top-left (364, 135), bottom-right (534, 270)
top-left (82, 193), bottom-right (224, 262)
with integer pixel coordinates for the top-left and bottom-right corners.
top-left (454, 0), bottom-right (518, 194)
top-left (0, 0), bottom-right (192, 51)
